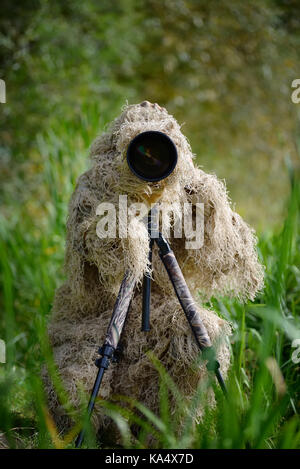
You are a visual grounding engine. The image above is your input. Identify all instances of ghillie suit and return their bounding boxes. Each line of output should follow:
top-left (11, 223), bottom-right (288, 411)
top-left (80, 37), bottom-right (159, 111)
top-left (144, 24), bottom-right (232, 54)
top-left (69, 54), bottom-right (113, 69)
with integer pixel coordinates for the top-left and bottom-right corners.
top-left (44, 101), bottom-right (264, 437)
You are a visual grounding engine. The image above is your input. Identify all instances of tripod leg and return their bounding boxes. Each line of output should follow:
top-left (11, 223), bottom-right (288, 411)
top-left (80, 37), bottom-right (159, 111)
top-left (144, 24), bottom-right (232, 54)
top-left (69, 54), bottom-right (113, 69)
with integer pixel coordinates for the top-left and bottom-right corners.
top-left (75, 270), bottom-right (136, 447)
top-left (141, 207), bottom-right (158, 332)
top-left (142, 239), bottom-right (153, 332)
top-left (155, 233), bottom-right (227, 394)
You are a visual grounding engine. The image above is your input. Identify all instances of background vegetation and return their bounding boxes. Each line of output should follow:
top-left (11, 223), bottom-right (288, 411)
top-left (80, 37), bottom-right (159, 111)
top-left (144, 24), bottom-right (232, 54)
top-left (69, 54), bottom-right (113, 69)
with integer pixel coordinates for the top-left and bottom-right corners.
top-left (0, 0), bottom-right (299, 448)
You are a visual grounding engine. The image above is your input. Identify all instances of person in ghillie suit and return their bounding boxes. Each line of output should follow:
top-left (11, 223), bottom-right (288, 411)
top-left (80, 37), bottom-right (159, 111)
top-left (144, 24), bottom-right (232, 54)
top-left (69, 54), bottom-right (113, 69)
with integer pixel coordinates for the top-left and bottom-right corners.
top-left (44, 101), bottom-right (264, 437)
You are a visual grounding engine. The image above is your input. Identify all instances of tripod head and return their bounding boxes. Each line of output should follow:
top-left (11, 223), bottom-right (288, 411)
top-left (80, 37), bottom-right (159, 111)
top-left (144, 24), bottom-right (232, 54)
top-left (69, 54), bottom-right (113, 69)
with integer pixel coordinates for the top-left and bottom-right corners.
top-left (126, 131), bottom-right (178, 182)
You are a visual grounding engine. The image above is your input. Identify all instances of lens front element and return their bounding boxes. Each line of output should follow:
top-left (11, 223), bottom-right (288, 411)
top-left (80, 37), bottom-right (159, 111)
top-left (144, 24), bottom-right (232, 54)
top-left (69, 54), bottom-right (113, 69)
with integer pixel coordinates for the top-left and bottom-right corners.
top-left (127, 131), bottom-right (178, 182)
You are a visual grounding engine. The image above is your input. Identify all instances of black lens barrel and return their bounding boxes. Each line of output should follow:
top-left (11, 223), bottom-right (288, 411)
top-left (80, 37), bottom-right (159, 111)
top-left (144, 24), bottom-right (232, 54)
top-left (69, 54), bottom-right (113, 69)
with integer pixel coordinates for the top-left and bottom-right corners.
top-left (126, 131), bottom-right (178, 182)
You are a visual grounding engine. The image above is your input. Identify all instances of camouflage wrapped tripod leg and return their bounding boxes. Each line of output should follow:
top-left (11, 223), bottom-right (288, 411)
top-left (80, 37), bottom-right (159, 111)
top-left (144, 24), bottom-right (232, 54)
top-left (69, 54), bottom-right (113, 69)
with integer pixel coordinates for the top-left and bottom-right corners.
top-left (156, 233), bottom-right (226, 391)
top-left (76, 271), bottom-right (136, 446)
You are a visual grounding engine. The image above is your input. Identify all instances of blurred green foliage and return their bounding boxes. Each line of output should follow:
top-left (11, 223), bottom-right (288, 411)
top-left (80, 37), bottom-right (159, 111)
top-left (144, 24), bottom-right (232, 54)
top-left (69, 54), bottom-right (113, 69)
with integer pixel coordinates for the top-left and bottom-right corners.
top-left (1, 0), bottom-right (300, 226)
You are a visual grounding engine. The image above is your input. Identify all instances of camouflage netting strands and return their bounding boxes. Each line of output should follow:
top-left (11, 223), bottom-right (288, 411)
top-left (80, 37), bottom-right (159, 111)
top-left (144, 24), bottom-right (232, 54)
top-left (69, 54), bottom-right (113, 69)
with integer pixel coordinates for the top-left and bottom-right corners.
top-left (44, 101), bottom-right (264, 435)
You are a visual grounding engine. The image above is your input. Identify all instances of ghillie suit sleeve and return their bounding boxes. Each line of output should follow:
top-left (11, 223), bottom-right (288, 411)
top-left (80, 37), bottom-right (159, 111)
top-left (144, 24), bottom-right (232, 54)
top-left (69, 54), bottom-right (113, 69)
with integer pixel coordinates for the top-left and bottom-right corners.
top-left (162, 167), bottom-right (265, 302)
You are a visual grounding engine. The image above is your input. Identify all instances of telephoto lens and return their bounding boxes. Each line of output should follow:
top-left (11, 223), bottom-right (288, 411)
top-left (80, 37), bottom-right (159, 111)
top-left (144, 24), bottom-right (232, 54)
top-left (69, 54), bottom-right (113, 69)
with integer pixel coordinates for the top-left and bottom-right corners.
top-left (126, 131), bottom-right (178, 182)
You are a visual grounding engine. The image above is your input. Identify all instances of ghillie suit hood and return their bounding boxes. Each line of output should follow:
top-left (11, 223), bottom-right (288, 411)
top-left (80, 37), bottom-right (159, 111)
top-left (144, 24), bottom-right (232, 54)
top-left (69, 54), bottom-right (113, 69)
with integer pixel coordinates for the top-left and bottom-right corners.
top-left (64, 101), bottom-right (263, 316)
top-left (46, 101), bottom-right (264, 437)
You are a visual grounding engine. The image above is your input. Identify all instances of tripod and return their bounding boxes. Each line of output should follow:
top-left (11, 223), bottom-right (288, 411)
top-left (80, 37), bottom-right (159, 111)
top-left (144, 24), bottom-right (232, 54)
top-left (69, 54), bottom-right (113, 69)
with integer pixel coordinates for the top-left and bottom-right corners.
top-left (75, 208), bottom-right (226, 448)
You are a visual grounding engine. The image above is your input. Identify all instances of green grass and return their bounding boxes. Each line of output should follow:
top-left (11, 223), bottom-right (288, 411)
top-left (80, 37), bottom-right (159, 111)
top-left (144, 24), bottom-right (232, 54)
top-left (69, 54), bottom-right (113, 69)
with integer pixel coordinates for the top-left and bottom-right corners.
top-left (0, 110), bottom-right (300, 449)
